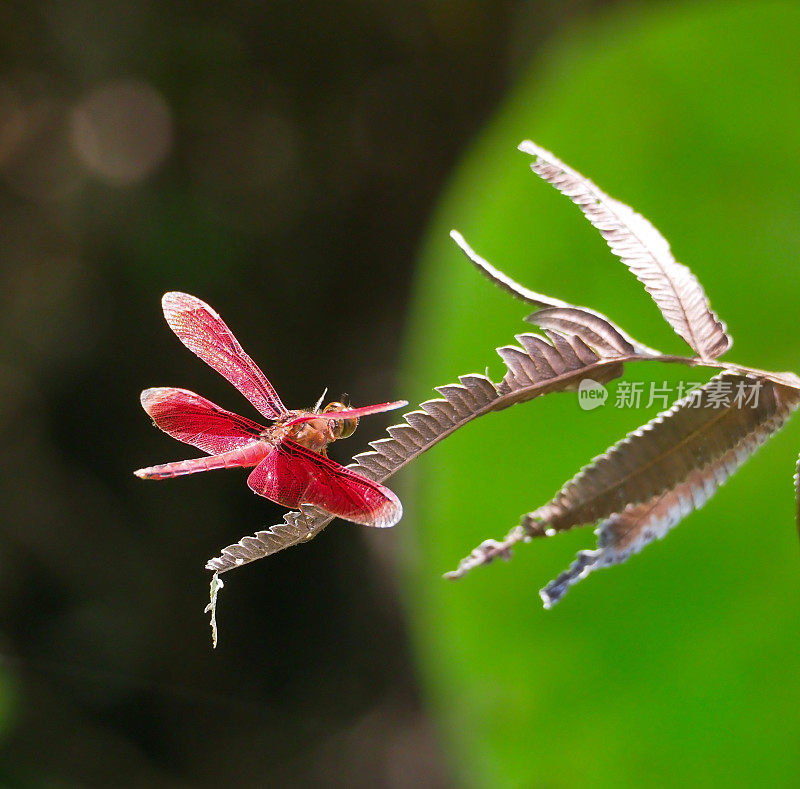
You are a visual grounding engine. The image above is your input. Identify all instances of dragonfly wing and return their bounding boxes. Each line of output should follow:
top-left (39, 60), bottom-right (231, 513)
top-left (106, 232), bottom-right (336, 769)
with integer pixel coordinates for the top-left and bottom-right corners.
top-left (161, 292), bottom-right (288, 419)
top-left (247, 439), bottom-right (402, 528)
top-left (141, 387), bottom-right (266, 454)
top-left (285, 400), bottom-right (408, 426)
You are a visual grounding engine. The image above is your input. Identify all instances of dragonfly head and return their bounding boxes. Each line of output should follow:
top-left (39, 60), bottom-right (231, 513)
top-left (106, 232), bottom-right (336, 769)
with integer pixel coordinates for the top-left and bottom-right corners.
top-left (323, 401), bottom-right (358, 440)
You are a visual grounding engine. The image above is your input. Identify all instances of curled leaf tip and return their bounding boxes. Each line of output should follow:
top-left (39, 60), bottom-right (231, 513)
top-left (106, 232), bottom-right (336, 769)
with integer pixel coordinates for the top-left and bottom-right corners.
top-left (205, 571), bottom-right (224, 649)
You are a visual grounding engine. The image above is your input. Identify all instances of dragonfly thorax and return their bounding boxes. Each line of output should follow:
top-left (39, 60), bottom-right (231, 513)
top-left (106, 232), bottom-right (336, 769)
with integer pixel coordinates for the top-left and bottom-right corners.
top-left (288, 418), bottom-right (333, 453)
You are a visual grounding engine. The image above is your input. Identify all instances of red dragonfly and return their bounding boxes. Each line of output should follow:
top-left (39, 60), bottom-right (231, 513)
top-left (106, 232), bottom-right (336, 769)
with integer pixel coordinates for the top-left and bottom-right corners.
top-left (134, 292), bottom-right (406, 528)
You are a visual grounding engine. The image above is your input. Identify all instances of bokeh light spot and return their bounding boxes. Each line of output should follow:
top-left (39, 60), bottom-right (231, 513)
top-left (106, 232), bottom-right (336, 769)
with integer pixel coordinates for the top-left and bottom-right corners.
top-left (70, 79), bottom-right (173, 185)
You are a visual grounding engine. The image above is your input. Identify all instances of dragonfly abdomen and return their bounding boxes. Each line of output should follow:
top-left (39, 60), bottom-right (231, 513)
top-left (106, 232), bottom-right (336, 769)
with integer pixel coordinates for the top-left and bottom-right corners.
top-left (134, 442), bottom-right (268, 479)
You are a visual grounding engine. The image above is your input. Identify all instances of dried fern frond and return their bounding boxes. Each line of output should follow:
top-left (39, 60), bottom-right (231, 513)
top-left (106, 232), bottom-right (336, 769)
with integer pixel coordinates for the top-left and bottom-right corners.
top-left (518, 141), bottom-right (732, 360)
top-left (451, 229), bottom-right (658, 357)
top-left (525, 373), bottom-right (799, 535)
top-left (494, 332), bottom-right (624, 407)
top-left (206, 314), bottom-right (653, 573)
top-left (449, 229), bottom-right (572, 310)
top-left (202, 141), bottom-right (800, 644)
top-left (541, 451), bottom-right (768, 607)
top-left (541, 383), bottom-right (800, 606)
top-left (447, 374), bottom-right (800, 596)
top-left (204, 506), bottom-right (333, 572)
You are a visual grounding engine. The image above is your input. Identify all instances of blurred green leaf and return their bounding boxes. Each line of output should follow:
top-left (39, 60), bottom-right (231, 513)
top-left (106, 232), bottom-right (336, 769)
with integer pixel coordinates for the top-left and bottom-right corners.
top-left (400, 2), bottom-right (800, 786)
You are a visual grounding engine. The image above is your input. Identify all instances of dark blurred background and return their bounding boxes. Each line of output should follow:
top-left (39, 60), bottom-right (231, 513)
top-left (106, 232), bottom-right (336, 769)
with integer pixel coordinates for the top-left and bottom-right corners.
top-left (0, 1), bottom-right (608, 786)
top-left (5, 2), bottom-right (800, 788)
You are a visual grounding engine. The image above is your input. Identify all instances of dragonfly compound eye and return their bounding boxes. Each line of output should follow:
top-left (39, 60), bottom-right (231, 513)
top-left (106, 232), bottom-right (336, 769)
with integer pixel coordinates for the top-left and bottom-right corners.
top-left (324, 401), bottom-right (358, 439)
top-left (336, 416), bottom-right (358, 439)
